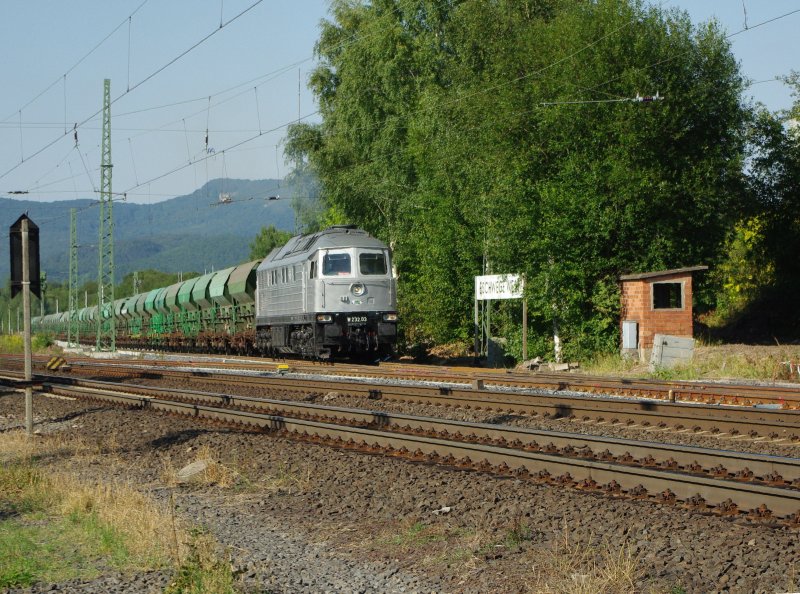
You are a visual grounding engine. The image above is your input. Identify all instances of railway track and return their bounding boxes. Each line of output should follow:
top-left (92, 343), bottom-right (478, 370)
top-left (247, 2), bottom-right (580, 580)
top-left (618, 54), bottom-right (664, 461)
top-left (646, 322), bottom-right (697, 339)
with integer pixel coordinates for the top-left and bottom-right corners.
top-left (21, 376), bottom-right (800, 524)
top-left (6, 361), bottom-right (800, 442)
top-left (3, 351), bottom-right (799, 407)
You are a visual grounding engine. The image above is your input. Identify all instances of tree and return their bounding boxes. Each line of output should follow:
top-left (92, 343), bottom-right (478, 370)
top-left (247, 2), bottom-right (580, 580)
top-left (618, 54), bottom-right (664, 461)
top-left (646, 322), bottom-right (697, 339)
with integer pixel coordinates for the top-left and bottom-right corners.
top-left (249, 225), bottom-right (293, 260)
top-left (288, 0), bottom-right (748, 358)
top-left (709, 95), bottom-right (800, 340)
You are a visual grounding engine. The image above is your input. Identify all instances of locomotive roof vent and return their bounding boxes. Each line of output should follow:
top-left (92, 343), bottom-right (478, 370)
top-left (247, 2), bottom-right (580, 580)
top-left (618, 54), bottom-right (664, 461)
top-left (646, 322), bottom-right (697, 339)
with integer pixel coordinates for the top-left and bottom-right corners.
top-left (327, 224), bottom-right (358, 232)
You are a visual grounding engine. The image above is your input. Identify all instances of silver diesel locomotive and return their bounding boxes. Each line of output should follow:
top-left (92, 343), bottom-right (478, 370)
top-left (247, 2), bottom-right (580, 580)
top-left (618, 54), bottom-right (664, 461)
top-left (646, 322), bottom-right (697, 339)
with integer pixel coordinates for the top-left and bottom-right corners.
top-left (255, 225), bottom-right (397, 358)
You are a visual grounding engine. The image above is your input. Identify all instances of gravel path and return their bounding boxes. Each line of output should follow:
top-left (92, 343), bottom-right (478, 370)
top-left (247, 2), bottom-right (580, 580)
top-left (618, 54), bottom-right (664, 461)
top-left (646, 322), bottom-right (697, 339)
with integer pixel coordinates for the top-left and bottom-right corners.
top-left (1, 391), bottom-right (799, 593)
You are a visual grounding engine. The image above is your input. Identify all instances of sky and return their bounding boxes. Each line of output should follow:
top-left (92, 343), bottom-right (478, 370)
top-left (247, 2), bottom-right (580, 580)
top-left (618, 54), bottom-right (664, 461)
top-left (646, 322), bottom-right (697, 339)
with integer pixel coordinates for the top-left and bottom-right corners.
top-left (0, 0), bottom-right (798, 204)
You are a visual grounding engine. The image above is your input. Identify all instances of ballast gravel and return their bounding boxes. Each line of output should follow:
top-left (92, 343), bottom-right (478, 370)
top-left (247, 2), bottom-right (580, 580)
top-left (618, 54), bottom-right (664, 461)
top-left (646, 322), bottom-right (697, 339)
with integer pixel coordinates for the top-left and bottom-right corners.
top-left (1, 390), bottom-right (799, 593)
top-left (135, 372), bottom-right (800, 458)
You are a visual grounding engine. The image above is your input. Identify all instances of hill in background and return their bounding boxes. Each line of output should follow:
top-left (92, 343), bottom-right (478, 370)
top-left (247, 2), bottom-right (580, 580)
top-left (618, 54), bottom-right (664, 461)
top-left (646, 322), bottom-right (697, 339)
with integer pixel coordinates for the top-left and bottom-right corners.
top-left (0, 178), bottom-right (295, 284)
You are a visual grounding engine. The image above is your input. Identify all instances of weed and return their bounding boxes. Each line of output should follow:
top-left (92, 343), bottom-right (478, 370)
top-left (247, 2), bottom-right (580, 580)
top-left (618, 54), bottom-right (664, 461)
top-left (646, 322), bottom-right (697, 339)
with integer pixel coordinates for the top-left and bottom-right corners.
top-left (386, 521), bottom-right (448, 548)
top-left (504, 518), bottom-right (533, 549)
top-left (581, 344), bottom-right (800, 383)
top-left (530, 529), bottom-right (641, 594)
top-left (164, 529), bottom-right (237, 594)
top-left (261, 462), bottom-right (311, 494)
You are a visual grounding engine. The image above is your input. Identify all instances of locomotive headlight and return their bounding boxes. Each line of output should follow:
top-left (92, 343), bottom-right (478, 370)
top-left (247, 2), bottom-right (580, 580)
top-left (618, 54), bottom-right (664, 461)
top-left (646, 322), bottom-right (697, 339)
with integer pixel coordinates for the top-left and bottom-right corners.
top-left (316, 314), bottom-right (333, 323)
top-left (350, 283), bottom-right (366, 297)
top-left (382, 313), bottom-right (397, 322)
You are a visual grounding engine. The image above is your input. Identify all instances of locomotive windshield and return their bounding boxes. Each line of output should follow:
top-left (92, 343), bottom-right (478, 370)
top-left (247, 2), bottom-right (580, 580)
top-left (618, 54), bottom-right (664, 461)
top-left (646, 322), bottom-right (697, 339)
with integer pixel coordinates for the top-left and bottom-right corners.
top-left (359, 252), bottom-right (387, 275)
top-left (322, 252), bottom-right (351, 276)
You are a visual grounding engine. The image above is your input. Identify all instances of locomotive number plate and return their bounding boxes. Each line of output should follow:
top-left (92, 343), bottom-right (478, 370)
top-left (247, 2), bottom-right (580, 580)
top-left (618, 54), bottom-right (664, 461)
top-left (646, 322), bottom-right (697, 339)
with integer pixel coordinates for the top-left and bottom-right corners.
top-left (347, 316), bottom-right (368, 323)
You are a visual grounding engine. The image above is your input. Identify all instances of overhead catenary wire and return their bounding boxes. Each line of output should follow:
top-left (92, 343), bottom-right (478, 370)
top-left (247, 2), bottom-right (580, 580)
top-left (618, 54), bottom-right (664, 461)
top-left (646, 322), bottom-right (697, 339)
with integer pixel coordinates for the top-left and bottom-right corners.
top-left (2, 0), bottom-right (437, 196)
top-left (77, 147), bottom-right (97, 194)
top-left (8, 2), bottom-right (800, 203)
top-left (2, 0), bottom-right (429, 196)
top-left (127, 16), bottom-right (133, 92)
top-left (0, 0), bottom-right (150, 124)
top-left (83, 1), bottom-right (654, 198)
top-left (254, 87), bottom-right (262, 135)
top-left (121, 110), bottom-right (318, 195)
top-left (126, 0), bottom-right (264, 97)
top-left (18, 111), bottom-right (23, 162)
top-left (0, 0), bottom-right (265, 186)
top-left (32, 144), bottom-right (77, 188)
top-left (128, 138), bottom-right (139, 186)
top-left (582, 7), bottom-right (800, 102)
top-left (265, 2), bottom-right (800, 160)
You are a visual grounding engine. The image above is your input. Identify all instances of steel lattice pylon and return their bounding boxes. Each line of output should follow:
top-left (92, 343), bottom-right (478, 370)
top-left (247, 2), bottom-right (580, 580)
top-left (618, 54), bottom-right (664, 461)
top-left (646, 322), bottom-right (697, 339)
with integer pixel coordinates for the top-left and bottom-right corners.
top-left (68, 208), bottom-right (79, 346)
top-left (96, 78), bottom-right (115, 351)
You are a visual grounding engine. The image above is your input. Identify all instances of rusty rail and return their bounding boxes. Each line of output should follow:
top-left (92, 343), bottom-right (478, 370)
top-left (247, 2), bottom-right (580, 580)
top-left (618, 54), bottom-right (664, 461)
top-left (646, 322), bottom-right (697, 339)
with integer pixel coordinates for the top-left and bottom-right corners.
top-left (40, 380), bottom-right (800, 523)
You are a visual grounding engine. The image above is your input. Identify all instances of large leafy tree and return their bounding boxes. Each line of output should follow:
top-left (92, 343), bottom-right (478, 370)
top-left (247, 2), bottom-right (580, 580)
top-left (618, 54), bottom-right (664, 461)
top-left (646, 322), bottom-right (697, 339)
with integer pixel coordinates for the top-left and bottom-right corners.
top-left (288, 0), bottom-right (748, 358)
top-left (249, 225), bottom-right (293, 260)
top-left (712, 81), bottom-right (800, 340)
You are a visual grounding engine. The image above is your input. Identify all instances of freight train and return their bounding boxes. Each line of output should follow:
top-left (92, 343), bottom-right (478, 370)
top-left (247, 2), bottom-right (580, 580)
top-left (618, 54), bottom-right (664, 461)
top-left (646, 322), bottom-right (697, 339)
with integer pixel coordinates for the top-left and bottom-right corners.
top-left (33, 226), bottom-right (398, 359)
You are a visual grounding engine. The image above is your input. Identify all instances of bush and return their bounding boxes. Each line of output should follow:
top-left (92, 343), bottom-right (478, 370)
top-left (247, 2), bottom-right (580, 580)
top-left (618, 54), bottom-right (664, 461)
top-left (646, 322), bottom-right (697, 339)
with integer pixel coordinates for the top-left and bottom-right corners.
top-left (0, 334), bottom-right (54, 354)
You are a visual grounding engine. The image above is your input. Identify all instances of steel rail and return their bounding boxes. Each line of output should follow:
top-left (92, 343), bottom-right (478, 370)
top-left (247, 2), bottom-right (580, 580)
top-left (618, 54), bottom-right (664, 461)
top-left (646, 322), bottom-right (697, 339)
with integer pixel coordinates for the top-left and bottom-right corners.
top-left (3, 352), bottom-right (800, 407)
top-left (46, 380), bottom-right (800, 487)
top-left (38, 382), bottom-right (800, 521)
top-left (33, 366), bottom-right (800, 441)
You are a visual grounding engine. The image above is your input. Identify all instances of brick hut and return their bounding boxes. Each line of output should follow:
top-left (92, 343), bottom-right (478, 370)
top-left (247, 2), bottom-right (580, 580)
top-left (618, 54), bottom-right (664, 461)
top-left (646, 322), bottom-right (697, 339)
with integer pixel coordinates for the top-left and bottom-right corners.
top-left (619, 266), bottom-right (707, 359)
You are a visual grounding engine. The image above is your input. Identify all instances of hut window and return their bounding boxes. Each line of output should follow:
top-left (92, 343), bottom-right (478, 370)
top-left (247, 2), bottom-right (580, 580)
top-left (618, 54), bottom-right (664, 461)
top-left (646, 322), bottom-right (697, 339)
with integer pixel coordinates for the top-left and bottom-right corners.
top-left (652, 282), bottom-right (683, 309)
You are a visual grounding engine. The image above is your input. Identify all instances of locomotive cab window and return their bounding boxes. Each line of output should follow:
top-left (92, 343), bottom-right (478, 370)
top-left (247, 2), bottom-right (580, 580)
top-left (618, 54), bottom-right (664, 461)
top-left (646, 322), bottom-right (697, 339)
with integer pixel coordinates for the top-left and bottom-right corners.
top-left (652, 282), bottom-right (683, 310)
top-left (359, 252), bottom-right (388, 275)
top-left (322, 252), bottom-right (351, 276)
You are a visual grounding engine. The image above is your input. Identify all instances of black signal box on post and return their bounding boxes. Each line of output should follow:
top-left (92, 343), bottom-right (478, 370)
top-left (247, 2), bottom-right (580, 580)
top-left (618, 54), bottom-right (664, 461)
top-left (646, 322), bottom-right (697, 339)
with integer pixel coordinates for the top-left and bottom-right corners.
top-left (9, 214), bottom-right (41, 299)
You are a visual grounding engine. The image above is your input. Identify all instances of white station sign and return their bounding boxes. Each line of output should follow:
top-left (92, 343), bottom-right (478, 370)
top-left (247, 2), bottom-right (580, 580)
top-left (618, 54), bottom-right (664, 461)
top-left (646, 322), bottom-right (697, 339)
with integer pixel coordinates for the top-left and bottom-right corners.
top-left (475, 274), bottom-right (524, 300)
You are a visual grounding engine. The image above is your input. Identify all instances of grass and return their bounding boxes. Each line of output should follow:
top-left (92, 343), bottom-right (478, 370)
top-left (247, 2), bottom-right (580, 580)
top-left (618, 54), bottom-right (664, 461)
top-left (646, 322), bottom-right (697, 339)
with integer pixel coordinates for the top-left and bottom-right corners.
top-left (368, 518), bottom-right (643, 592)
top-left (0, 333), bottom-right (56, 354)
top-left (259, 462), bottom-right (312, 495)
top-left (164, 528), bottom-right (237, 594)
top-left (388, 521), bottom-right (449, 548)
top-left (530, 530), bottom-right (641, 594)
top-left (0, 430), bottom-right (239, 591)
top-left (377, 518), bottom-right (536, 569)
top-left (161, 444), bottom-right (242, 489)
top-left (0, 456), bottom-right (174, 588)
top-left (581, 345), bottom-right (800, 383)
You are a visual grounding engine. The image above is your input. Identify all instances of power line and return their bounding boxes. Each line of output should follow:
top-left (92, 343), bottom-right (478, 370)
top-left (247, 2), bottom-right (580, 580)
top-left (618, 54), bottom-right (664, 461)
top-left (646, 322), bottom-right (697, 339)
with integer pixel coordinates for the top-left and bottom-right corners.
top-left (2, 0), bottom-right (442, 197)
top-left (1, 1), bottom-right (433, 198)
top-left (0, 0), bottom-right (150, 124)
top-left (0, 0), bottom-right (265, 185)
top-left (584, 7), bottom-right (800, 101)
top-left (11, 2), bottom-right (799, 204)
top-left (120, 110), bottom-right (319, 194)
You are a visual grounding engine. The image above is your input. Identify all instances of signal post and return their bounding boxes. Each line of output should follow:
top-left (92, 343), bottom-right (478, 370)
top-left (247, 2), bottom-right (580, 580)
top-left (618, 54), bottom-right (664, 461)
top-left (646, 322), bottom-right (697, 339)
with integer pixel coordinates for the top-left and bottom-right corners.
top-left (10, 214), bottom-right (41, 436)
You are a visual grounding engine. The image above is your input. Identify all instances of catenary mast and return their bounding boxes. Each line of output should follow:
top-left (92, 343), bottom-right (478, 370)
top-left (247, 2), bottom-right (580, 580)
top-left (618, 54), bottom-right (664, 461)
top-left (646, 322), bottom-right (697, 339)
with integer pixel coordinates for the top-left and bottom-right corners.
top-left (96, 78), bottom-right (115, 351)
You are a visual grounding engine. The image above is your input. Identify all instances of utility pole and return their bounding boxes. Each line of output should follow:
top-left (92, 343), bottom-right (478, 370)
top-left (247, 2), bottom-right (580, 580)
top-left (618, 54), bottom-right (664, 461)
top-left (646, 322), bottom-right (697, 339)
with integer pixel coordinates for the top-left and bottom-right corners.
top-left (96, 78), bottom-right (115, 352)
top-left (22, 218), bottom-right (33, 435)
top-left (68, 208), bottom-right (79, 346)
top-left (10, 215), bottom-right (40, 436)
top-left (133, 270), bottom-right (141, 294)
